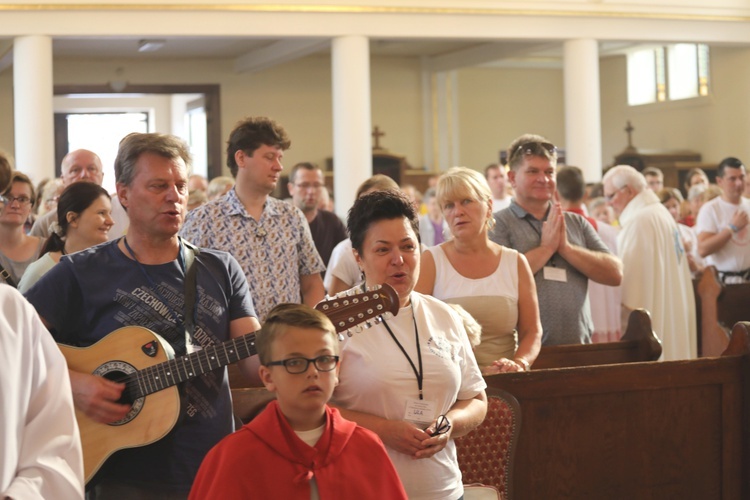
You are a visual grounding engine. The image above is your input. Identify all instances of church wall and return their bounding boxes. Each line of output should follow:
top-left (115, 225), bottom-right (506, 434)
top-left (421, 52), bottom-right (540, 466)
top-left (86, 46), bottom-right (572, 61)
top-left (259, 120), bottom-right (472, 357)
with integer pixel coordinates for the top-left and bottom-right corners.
top-left (371, 56), bottom-right (424, 169)
top-left (1, 44), bottom-right (750, 183)
top-left (456, 66), bottom-right (565, 171)
top-left (15, 54), bottom-right (424, 178)
top-left (599, 46), bottom-right (750, 173)
top-left (0, 70), bottom-right (14, 163)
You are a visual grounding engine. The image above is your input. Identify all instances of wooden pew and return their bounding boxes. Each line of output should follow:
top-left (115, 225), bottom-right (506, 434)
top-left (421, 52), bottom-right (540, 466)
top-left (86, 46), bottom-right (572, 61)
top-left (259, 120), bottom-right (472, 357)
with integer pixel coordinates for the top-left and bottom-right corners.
top-left (228, 309), bottom-right (663, 423)
top-left (485, 322), bottom-right (750, 499)
top-left (694, 266), bottom-right (750, 357)
top-left (532, 309), bottom-right (662, 369)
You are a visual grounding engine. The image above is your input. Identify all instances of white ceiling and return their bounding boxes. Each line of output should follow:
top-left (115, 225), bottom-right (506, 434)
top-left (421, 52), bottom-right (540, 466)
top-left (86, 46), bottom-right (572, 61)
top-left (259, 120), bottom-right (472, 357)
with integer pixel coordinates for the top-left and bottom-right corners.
top-left (0, 35), bottom-right (650, 75)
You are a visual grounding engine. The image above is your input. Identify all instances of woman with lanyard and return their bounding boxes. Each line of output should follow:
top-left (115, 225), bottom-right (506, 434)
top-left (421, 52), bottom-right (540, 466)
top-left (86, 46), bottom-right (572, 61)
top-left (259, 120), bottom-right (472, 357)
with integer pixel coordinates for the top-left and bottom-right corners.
top-left (332, 189), bottom-right (487, 500)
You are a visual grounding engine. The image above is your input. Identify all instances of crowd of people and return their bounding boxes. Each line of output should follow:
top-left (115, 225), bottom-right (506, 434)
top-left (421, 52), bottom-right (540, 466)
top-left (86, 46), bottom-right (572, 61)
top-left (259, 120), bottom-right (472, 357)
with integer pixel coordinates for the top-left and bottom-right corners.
top-left (1, 119), bottom-right (748, 498)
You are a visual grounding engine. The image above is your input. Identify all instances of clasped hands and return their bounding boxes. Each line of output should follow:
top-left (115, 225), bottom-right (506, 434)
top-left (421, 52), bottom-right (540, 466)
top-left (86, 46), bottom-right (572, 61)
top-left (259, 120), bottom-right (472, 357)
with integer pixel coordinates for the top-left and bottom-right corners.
top-left (540, 202), bottom-right (570, 256)
top-left (380, 417), bottom-right (453, 460)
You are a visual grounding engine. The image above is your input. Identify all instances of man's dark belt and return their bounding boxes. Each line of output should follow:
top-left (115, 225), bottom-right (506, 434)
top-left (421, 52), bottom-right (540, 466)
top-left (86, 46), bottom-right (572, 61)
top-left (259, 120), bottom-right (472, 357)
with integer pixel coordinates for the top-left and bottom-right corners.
top-left (718, 268), bottom-right (750, 283)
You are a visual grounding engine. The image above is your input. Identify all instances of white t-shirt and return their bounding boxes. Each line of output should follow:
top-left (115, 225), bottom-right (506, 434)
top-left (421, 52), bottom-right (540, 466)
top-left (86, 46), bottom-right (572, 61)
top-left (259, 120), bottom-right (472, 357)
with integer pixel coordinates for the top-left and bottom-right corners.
top-left (0, 286), bottom-right (84, 499)
top-left (694, 196), bottom-right (750, 272)
top-left (333, 292), bottom-right (486, 500)
top-left (492, 197), bottom-right (512, 214)
top-left (323, 239), bottom-right (361, 291)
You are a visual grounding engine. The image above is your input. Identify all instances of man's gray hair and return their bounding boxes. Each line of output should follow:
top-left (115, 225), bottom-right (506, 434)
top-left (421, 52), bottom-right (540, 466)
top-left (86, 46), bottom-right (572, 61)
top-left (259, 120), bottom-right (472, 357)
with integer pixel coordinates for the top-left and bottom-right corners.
top-left (115, 132), bottom-right (192, 186)
top-left (602, 164), bottom-right (647, 194)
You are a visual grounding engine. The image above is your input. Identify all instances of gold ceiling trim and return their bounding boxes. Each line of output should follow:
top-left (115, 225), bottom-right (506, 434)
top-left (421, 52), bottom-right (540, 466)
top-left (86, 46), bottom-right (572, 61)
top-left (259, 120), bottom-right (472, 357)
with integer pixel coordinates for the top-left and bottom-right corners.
top-left (0, 4), bottom-right (747, 22)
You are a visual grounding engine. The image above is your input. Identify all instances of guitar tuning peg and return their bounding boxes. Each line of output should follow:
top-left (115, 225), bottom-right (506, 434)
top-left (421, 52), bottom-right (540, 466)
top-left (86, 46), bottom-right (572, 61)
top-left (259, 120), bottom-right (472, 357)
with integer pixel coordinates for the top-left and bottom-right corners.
top-left (337, 333), bottom-right (345, 342)
top-left (346, 330), bottom-right (354, 338)
top-left (354, 324), bottom-right (363, 333)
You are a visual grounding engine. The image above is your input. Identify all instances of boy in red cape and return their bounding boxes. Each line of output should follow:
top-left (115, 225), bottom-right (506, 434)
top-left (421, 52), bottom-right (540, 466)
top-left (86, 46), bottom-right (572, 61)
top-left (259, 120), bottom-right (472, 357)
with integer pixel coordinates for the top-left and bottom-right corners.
top-left (189, 303), bottom-right (407, 500)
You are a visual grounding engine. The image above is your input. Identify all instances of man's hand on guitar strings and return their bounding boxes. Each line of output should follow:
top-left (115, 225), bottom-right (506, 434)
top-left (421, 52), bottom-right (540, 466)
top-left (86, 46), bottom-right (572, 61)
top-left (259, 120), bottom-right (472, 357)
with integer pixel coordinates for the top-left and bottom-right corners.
top-left (69, 371), bottom-right (131, 424)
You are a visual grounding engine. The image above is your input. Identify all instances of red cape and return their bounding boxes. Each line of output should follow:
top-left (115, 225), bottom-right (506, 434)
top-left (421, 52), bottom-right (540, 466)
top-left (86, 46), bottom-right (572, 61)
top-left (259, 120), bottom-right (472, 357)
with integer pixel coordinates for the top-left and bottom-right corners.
top-left (189, 401), bottom-right (407, 499)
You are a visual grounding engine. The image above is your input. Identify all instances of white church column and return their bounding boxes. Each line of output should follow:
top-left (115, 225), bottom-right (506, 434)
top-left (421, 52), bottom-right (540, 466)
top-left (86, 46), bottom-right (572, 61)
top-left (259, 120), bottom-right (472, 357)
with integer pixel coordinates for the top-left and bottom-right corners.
top-left (434, 71), bottom-right (460, 172)
top-left (14, 35), bottom-right (55, 183)
top-left (331, 35), bottom-right (371, 217)
top-left (563, 39), bottom-right (602, 182)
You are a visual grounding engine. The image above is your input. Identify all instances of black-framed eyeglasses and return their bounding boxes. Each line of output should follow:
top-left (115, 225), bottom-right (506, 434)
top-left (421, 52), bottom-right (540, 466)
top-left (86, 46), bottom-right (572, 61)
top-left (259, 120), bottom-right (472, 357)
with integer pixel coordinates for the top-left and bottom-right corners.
top-left (266, 355), bottom-right (340, 374)
top-left (428, 414), bottom-right (452, 436)
top-left (510, 141), bottom-right (557, 163)
top-left (4, 195), bottom-right (31, 206)
top-left (0, 194), bottom-right (7, 208)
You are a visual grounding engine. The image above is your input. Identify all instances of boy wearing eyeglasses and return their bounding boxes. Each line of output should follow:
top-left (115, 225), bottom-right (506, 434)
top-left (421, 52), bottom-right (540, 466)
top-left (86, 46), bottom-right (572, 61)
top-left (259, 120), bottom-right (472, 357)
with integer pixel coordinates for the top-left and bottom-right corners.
top-left (189, 303), bottom-right (407, 500)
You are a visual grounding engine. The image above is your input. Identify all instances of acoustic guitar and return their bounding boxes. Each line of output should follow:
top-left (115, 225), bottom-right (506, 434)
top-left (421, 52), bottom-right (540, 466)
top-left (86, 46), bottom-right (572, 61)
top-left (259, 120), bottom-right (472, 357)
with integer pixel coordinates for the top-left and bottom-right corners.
top-left (59, 284), bottom-right (399, 484)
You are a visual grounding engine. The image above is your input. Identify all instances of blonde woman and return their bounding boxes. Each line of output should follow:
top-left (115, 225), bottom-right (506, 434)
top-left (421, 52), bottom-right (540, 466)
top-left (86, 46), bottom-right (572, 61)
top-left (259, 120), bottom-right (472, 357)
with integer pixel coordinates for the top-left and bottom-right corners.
top-left (416, 166), bottom-right (542, 374)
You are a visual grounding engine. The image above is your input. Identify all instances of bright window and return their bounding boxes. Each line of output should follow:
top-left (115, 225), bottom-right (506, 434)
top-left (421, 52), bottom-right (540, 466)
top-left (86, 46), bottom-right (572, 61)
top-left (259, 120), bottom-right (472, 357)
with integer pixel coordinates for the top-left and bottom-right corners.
top-left (66, 112), bottom-right (149, 195)
top-left (627, 44), bottom-right (710, 106)
top-left (627, 49), bottom-right (656, 106)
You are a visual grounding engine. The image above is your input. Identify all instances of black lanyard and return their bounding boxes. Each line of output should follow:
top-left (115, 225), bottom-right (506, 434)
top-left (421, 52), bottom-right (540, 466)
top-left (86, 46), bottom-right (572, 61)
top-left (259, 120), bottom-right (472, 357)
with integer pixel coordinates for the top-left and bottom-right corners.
top-left (122, 236), bottom-right (186, 326)
top-left (381, 304), bottom-right (424, 400)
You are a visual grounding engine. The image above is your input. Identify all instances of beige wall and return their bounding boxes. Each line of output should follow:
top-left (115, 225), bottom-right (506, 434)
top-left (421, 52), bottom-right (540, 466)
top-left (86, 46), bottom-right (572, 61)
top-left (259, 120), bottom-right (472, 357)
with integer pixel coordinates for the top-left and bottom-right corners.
top-left (456, 66), bottom-right (565, 170)
top-left (1, 45), bottom-right (749, 182)
top-left (24, 54), bottom-right (423, 177)
top-left (600, 46), bottom-right (750, 174)
top-left (0, 71), bottom-right (15, 164)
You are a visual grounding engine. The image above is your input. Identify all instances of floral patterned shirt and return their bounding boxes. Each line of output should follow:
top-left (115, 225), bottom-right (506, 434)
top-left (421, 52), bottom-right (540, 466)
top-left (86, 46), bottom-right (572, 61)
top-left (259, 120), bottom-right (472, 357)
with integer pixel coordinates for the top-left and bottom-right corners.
top-left (180, 188), bottom-right (324, 321)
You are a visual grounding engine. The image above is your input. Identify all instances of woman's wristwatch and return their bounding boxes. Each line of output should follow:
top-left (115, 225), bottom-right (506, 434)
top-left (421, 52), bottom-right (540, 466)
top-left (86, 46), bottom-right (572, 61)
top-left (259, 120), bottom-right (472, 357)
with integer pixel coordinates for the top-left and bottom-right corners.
top-left (514, 357), bottom-right (531, 371)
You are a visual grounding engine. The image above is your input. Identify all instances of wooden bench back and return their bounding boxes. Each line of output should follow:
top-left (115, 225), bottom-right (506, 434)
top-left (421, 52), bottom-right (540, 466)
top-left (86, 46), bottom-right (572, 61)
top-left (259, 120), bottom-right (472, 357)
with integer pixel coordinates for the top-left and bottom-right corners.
top-left (533, 309), bottom-right (662, 369)
top-left (486, 322), bottom-right (750, 499)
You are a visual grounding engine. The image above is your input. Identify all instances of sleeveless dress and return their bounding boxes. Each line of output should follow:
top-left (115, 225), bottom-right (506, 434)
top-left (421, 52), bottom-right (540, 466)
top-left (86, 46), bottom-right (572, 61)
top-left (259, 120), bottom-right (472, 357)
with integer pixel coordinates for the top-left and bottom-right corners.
top-left (0, 238), bottom-right (44, 286)
top-left (428, 245), bottom-right (519, 366)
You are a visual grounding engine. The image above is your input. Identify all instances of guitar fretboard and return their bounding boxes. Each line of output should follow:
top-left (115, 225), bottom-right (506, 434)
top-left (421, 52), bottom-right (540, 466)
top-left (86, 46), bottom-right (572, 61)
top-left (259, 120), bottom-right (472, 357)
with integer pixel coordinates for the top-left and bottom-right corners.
top-left (124, 332), bottom-right (259, 400)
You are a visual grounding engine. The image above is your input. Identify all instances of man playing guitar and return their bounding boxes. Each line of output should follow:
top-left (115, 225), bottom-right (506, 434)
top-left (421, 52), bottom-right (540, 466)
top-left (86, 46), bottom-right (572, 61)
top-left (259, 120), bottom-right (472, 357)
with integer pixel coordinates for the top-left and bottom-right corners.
top-left (25, 133), bottom-right (262, 499)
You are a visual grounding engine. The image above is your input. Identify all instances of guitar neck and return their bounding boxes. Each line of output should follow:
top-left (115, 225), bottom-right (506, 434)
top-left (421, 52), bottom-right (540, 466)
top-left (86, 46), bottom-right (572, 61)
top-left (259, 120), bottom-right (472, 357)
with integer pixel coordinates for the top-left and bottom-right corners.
top-left (126, 283), bottom-right (399, 400)
top-left (132, 333), bottom-right (258, 399)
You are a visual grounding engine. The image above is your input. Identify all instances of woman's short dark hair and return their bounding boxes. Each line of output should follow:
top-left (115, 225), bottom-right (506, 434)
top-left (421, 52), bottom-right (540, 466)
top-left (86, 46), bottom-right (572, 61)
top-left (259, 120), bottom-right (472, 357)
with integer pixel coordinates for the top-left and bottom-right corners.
top-left (347, 189), bottom-right (420, 254)
top-left (41, 182), bottom-right (110, 256)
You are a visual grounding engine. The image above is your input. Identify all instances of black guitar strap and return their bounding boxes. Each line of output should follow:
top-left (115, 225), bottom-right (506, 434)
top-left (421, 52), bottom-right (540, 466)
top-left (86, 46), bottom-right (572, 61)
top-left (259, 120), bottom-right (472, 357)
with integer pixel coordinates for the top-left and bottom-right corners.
top-left (182, 239), bottom-right (200, 341)
top-left (0, 262), bottom-right (17, 288)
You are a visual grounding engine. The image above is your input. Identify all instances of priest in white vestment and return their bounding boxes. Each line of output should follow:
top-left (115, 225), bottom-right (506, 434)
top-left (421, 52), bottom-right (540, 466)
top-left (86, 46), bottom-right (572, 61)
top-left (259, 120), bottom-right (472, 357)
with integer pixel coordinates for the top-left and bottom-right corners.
top-left (603, 165), bottom-right (697, 361)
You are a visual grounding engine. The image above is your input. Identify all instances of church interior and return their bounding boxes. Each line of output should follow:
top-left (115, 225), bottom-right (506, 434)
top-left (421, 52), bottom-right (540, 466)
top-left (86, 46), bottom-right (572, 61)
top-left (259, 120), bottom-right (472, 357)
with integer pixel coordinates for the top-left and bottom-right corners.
top-left (2, 1), bottom-right (750, 498)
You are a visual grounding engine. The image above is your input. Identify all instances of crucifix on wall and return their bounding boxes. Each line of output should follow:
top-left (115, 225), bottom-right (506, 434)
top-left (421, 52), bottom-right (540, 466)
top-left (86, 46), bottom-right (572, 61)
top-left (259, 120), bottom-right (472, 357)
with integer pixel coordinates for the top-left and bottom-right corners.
top-left (372, 126), bottom-right (386, 151)
top-left (624, 120), bottom-right (636, 152)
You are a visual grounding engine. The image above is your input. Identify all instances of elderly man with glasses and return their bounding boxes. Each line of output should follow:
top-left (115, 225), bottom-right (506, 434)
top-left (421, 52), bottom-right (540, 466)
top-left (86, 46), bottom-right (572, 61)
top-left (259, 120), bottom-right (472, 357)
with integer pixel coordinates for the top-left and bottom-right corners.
top-left (490, 133), bottom-right (622, 346)
top-left (602, 164), bottom-right (697, 361)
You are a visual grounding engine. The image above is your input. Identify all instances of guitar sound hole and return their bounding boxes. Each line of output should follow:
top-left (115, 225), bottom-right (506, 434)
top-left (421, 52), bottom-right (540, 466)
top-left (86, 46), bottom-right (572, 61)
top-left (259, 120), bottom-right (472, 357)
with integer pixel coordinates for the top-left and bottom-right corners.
top-left (93, 360), bottom-right (145, 425)
top-left (104, 370), bottom-right (135, 405)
